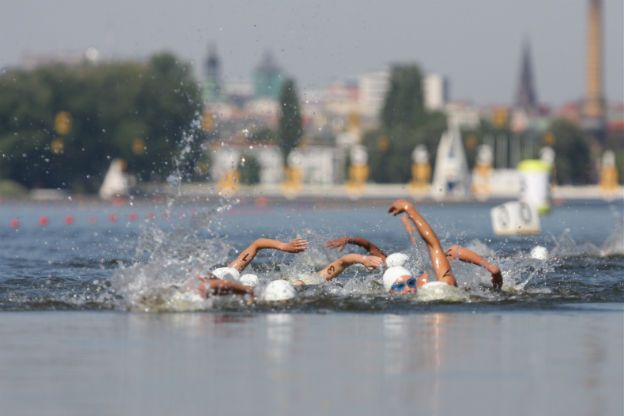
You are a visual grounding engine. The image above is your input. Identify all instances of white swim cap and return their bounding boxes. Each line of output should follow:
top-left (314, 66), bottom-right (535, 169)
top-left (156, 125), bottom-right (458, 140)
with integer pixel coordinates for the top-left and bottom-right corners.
top-left (385, 252), bottom-right (409, 268)
top-left (211, 267), bottom-right (240, 281)
top-left (530, 246), bottom-right (549, 260)
top-left (239, 274), bottom-right (259, 287)
top-left (382, 266), bottom-right (413, 292)
top-left (262, 280), bottom-right (296, 301)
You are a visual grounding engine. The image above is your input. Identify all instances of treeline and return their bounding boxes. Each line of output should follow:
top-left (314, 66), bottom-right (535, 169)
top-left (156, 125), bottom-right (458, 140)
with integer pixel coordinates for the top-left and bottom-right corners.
top-left (0, 52), bottom-right (203, 192)
top-left (362, 64), bottom-right (610, 185)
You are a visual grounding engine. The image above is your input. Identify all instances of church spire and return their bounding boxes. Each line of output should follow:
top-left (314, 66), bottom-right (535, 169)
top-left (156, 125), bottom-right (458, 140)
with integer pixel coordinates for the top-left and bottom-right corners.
top-left (514, 40), bottom-right (538, 112)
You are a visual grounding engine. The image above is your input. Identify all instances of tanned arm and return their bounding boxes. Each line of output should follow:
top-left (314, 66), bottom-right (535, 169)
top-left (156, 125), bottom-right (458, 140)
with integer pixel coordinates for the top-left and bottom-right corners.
top-left (228, 238), bottom-right (308, 272)
top-left (325, 237), bottom-right (387, 260)
top-left (399, 215), bottom-right (419, 246)
top-left (318, 254), bottom-right (383, 282)
top-left (446, 245), bottom-right (502, 290)
top-left (388, 199), bottom-right (457, 287)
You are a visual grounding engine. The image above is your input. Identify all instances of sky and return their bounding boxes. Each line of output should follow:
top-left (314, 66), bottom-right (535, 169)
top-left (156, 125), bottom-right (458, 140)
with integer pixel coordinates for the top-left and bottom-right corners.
top-left (1, 0), bottom-right (622, 106)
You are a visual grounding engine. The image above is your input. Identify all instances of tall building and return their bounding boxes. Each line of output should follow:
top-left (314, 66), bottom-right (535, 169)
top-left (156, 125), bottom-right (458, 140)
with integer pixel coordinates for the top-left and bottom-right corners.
top-left (253, 51), bottom-right (284, 100)
top-left (423, 73), bottom-right (449, 111)
top-left (358, 70), bottom-right (389, 119)
top-left (203, 44), bottom-right (222, 103)
top-left (583, 0), bottom-right (606, 134)
top-left (514, 41), bottom-right (538, 112)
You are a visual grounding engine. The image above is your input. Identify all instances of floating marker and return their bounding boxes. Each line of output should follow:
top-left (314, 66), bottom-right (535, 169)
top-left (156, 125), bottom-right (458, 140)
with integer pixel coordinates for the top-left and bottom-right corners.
top-left (9, 218), bottom-right (20, 229)
top-left (38, 215), bottom-right (49, 226)
top-left (64, 215), bottom-right (75, 225)
top-left (491, 201), bottom-right (541, 235)
top-left (128, 212), bottom-right (138, 222)
top-left (108, 213), bottom-right (118, 223)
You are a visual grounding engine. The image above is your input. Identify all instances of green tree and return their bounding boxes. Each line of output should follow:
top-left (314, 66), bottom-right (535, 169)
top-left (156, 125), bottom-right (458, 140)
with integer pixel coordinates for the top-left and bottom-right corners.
top-left (0, 52), bottom-right (202, 192)
top-left (381, 65), bottom-right (426, 129)
top-left (546, 119), bottom-right (593, 184)
top-left (277, 78), bottom-right (302, 163)
top-left (363, 64), bottom-right (447, 183)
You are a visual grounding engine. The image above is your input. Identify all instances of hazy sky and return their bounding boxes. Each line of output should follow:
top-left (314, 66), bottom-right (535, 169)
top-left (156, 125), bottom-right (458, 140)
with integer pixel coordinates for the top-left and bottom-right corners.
top-left (1, 0), bottom-right (622, 106)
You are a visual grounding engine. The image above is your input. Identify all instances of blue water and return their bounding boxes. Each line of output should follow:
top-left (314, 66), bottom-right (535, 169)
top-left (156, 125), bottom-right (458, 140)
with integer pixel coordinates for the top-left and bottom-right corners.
top-left (0, 199), bottom-right (622, 312)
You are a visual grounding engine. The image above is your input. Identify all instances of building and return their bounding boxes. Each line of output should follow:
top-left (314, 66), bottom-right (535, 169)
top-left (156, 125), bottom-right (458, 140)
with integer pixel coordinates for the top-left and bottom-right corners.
top-left (358, 70), bottom-right (389, 120)
top-left (253, 51), bottom-right (284, 100)
top-left (203, 45), bottom-right (222, 104)
top-left (514, 41), bottom-right (538, 112)
top-left (423, 73), bottom-right (449, 111)
top-left (582, 0), bottom-right (606, 134)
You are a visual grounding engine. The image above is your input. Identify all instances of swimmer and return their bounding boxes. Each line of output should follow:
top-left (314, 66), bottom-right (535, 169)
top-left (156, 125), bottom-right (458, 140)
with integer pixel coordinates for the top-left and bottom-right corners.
top-left (193, 238), bottom-right (308, 300)
top-left (325, 202), bottom-right (502, 293)
top-left (387, 199), bottom-right (502, 294)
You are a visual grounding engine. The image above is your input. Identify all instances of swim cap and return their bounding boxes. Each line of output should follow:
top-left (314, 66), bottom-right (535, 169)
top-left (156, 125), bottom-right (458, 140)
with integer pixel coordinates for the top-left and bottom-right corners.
top-left (211, 267), bottom-right (240, 281)
top-left (530, 246), bottom-right (548, 260)
top-left (239, 274), bottom-right (259, 287)
top-left (385, 252), bottom-right (409, 268)
top-left (262, 280), bottom-right (296, 301)
top-left (382, 266), bottom-right (413, 292)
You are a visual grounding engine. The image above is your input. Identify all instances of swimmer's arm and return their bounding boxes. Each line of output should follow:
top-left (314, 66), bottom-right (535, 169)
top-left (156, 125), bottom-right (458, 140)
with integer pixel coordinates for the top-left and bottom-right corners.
top-left (207, 279), bottom-right (255, 299)
top-left (326, 237), bottom-right (387, 260)
top-left (318, 254), bottom-right (383, 281)
top-left (389, 199), bottom-right (457, 286)
top-left (399, 215), bottom-right (418, 246)
top-left (446, 245), bottom-right (502, 290)
top-left (229, 238), bottom-right (308, 272)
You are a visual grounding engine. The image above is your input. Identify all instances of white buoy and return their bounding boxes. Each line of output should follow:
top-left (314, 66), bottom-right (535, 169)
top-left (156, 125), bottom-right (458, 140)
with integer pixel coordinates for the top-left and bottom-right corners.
top-left (518, 158), bottom-right (551, 214)
top-left (530, 246), bottom-right (549, 260)
top-left (491, 201), bottom-right (541, 235)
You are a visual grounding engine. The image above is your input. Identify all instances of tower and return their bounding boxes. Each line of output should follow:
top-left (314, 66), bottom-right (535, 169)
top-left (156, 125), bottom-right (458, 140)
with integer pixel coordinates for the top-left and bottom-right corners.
top-left (583, 0), bottom-right (606, 134)
top-left (203, 44), bottom-right (221, 103)
top-left (514, 41), bottom-right (538, 112)
top-left (253, 51), bottom-right (284, 100)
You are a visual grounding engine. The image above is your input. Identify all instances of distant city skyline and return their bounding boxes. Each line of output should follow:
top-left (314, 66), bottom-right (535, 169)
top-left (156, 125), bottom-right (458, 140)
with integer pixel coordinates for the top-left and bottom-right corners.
top-left (1, 0), bottom-right (622, 106)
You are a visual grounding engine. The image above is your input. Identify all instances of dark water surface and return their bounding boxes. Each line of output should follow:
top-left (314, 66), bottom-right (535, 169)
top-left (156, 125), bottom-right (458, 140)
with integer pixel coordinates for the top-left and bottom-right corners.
top-left (0, 200), bottom-right (622, 415)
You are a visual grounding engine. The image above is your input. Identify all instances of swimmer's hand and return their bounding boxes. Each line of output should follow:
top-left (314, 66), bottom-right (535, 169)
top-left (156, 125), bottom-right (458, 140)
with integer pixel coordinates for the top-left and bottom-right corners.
top-left (388, 199), bottom-right (413, 216)
top-left (362, 255), bottom-right (383, 271)
top-left (490, 267), bottom-right (502, 290)
top-left (326, 237), bottom-right (348, 251)
top-left (280, 238), bottom-right (308, 253)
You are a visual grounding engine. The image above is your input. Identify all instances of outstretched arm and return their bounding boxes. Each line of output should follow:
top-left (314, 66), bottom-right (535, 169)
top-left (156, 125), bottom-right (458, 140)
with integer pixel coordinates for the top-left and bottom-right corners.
top-left (228, 238), bottom-right (308, 272)
top-left (389, 199), bottom-right (457, 287)
top-left (446, 245), bottom-right (502, 290)
top-left (325, 237), bottom-right (387, 260)
top-left (196, 276), bottom-right (255, 299)
top-left (318, 254), bottom-right (383, 282)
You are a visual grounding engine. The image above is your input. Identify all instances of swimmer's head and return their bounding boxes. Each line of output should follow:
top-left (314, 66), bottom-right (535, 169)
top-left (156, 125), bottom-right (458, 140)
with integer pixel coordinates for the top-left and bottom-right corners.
top-left (211, 267), bottom-right (240, 282)
top-left (239, 273), bottom-right (259, 287)
top-left (383, 266), bottom-right (416, 294)
top-left (262, 279), bottom-right (296, 302)
top-left (385, 252), bottom-right (409, 268)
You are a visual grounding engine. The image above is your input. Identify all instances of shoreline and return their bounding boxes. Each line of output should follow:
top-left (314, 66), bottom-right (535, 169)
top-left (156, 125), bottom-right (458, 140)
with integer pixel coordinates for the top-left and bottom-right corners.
top-left (1, 183), bottom-right (622, 206)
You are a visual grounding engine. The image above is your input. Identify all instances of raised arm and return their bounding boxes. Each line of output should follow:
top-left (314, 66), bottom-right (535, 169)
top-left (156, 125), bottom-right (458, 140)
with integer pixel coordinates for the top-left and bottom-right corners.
top-left (446, 245), bottom-right (502, 290)
top-left (399, 215), bottom-right (418, 246)
top-left (325, 236), bottom-right (387, 260)
top-left (388, 199), bottom-right (457, 287)
top-left (318, 254), bottom-right (383, 282)
top-left (228, 238), bottom-right (308, 272)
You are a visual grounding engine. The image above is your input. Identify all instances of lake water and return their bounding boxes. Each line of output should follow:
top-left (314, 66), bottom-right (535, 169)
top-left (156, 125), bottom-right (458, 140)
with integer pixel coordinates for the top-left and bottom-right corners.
top-left (0, 198), bottom-right (623, 415)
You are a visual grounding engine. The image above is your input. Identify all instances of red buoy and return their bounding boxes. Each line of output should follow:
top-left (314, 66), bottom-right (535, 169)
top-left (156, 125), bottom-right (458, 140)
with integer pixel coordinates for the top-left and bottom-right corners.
top-left (39, 215), bottom-right (49, 226)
